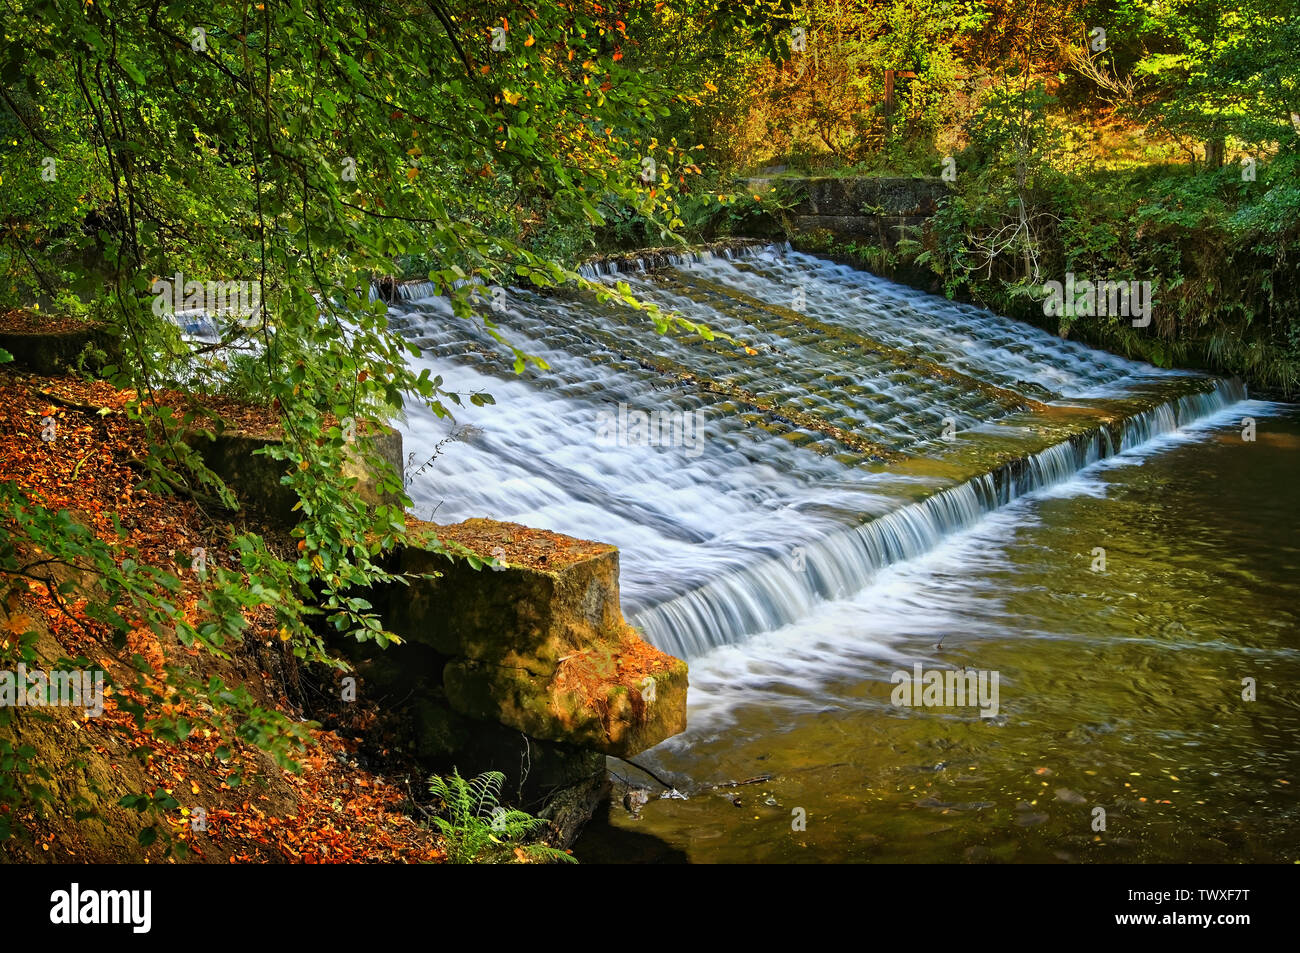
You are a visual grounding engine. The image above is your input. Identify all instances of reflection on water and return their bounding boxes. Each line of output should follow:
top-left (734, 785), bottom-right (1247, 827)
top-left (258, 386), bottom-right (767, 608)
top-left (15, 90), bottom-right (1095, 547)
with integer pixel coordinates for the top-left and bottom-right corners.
top-left (578, 402), bottom-right (1300, 863)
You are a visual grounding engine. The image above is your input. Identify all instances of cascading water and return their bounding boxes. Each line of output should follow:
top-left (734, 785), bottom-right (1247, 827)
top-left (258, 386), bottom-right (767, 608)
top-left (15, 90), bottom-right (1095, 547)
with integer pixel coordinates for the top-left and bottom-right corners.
top-left (388, 244), bottom-right (1245, 661)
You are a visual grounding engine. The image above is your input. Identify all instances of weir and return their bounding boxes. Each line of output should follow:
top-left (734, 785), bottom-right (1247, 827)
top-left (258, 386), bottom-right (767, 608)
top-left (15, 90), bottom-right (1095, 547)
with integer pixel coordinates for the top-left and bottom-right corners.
top-left (388, 244), bottom-right (1245, 661)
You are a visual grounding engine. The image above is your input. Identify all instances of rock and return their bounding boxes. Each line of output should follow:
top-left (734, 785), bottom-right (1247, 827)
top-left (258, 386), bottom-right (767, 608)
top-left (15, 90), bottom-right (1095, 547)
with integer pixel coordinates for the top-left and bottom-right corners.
top-left (623, 788), bottom-right (651, 818)
top-left (374, 276), bottom-right (400, 304)
top-left (187, 421), bottom-right (403, 525)
top-left (0, 318), bottom-right (120, 375)
top-left (541, 773), bottom-right (611, 849)
top-left (799, 176), bottom-right (948, 217)
top-left (1055, 787), bottom-right (1088, 804)
top-left (441, 724), bottom-right (605, 803)
top-left (389, 519), bottom-right (688, 758)
top-left (185, 430), bottom-right (298, 519)
top-left (342, 423), bottom-right (404, 510)
top-left (1014, 812), bottom-right (1050, 827)
top-left (346, 644), bottom-right (607, 801)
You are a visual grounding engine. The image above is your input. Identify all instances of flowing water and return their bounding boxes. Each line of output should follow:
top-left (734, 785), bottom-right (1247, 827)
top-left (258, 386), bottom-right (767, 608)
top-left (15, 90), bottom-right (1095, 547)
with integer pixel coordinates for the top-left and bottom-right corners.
top-left (388, 245), bottom-right (1299, 863)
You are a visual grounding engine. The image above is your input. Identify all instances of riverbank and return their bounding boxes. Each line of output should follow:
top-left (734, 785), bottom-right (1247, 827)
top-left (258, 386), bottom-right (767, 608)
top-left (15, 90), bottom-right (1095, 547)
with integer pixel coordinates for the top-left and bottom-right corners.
top-left (685, 159), bottom-right (1300, 401)
top-left (0, 363), bottom-right (452, 862)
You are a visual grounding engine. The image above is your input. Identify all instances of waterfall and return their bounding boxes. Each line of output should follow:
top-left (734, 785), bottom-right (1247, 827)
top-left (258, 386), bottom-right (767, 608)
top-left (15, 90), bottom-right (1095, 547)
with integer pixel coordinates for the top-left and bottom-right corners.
top-left (387, 245), bottom-right (1247, 660)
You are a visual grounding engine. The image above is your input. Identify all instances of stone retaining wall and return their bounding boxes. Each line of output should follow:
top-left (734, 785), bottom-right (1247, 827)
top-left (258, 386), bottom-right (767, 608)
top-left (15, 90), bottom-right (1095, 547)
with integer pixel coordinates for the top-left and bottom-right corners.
top-left (748, 175), bottom-right (949, 247)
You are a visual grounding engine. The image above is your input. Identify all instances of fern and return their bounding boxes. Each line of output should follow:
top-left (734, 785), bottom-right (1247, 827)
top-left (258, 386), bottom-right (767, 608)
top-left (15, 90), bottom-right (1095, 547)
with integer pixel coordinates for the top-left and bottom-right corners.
top-left (427, 769), bottom-right (577, 864)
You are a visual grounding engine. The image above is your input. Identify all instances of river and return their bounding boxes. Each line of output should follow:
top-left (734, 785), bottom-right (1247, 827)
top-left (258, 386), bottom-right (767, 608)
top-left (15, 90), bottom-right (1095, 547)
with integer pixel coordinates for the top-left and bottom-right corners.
top-left (388, 245), bottom-right (1298, 863)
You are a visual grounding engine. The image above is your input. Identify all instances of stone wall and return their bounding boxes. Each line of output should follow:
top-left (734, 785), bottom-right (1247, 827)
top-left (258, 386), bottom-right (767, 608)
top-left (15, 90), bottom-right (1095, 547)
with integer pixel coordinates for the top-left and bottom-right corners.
top-left (748, 175), bottom-right (949, 247)
top-left (188, 421), bottom-right (404, 526)
top-left (0, 321), bottom-right (120, 375)
top-left (386, 518), bottom-right (687, 760)
top-left (325, 516), bottom-right (689, 839)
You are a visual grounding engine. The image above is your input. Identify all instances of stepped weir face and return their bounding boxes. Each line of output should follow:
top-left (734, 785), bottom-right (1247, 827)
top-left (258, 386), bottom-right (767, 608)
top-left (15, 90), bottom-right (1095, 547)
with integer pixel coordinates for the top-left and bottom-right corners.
top-left (387, 245), bottom-right (1296, 863)
top-left (391, 244), bottom-right (1240, 658)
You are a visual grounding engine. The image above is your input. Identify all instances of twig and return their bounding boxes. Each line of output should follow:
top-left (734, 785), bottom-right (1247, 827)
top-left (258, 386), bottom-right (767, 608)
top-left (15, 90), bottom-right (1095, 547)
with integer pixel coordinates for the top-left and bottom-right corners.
top-left (609, 755), bottom-right (677, 792)
top-left (33, 389), bottom-right (117, 416)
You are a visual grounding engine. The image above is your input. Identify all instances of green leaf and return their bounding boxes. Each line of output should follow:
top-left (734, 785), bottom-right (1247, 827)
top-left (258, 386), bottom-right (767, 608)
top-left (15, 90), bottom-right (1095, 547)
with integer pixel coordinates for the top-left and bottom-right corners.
top-left (118, 57), bottom-right (146, 85)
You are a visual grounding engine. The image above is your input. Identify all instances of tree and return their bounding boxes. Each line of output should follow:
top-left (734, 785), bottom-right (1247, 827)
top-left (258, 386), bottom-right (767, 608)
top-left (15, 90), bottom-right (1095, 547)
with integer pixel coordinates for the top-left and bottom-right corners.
top-left (1100, 0), bottom-right (1299, 165)
top-left (0, 0), bottom-right (773, 846)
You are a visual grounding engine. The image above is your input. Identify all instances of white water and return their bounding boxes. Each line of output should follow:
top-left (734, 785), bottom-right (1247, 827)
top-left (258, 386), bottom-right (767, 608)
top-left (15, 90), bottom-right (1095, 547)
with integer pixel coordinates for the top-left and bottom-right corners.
top-left (386, 245), bottom-right (1246, 660)
top-left (674, 398), bottom-right (1283, 735)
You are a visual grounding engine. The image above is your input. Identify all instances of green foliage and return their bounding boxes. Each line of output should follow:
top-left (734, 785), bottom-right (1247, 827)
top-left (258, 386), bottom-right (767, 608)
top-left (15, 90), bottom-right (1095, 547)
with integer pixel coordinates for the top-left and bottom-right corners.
top-left (1103, 0), bottom-right (1298, 158)
top-left (0, 618), bottom-right (54, 842)
top-left (674, 184), bottom-right (798, 242)
top-left (920, 72), bottom-right (1300, 395)
top-left (427, 769), bottom-right (576, 864)
top-left (216, 351), bottom-right (278, 402)
top-left (118, 788), bottom-right (185, 858)
top-left (0, 0), bottom-right (779, 853)
top-left (798, 230), bottom-right (901, 275)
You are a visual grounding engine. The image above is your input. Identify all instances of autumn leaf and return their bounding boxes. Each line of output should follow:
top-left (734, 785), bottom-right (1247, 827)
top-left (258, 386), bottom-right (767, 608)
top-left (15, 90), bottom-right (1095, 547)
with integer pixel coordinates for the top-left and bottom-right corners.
top-left (2, 613), bottom-right (32, 635)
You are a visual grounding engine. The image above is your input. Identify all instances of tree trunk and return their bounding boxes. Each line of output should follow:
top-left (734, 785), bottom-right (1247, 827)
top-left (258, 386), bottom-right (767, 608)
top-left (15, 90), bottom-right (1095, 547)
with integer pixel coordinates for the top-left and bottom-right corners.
top-left (1205, 136), bottom-right (1226, 169)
